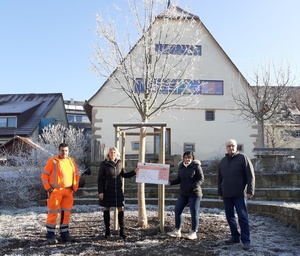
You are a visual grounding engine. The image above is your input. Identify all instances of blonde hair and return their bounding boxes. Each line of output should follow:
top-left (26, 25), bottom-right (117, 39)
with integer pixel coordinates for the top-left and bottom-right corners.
top-left (106, 146), bottom-right (121, 160)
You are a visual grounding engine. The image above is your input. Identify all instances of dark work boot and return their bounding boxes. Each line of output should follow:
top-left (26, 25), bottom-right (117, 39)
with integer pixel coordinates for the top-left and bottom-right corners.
top-left (118, 211), bottom-right (126, 239)
top-left (103, 210), bottom-right (110, 238)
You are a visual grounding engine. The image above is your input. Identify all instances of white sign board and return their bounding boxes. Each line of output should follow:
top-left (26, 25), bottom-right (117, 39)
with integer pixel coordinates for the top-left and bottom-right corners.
top-left (136, 162), bottom-right (170, 185)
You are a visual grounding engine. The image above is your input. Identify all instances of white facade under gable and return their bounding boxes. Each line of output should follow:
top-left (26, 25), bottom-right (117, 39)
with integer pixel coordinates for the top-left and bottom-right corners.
top-left (88, 5), bottom-right (257, 161)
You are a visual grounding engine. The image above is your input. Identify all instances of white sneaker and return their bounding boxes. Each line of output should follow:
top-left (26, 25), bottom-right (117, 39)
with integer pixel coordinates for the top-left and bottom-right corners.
top-left (167, 228), bottom-right (181, 238)
top-left (186, 231), bottom-right (197, 240)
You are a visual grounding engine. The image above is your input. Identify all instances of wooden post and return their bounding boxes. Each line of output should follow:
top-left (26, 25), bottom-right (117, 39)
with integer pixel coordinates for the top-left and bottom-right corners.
top-left (158, 126), bottom-right (166, 232)
top-left (113, 126), bottom-right (121, 230)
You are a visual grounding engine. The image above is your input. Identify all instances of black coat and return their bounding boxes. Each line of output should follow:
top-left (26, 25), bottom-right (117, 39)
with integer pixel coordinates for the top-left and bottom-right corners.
top-left (169, 160), bottom-right (204, 197)
top-left (218, 152), bottom-right (255, 198)
top-left (97, 159), bottom-right (136, 207)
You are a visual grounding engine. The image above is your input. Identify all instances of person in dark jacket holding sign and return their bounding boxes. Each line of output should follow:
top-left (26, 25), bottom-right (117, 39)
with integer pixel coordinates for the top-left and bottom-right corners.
top-left (167, 151), bottom-right (204, 240)
top-left (98, 146), bottom-right (137, 239)
top-left (218, 139), bottom-right (255, 251)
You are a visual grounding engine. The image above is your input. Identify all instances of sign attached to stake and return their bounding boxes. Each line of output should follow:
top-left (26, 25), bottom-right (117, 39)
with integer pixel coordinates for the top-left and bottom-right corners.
top-left (136, 162), bottom-right (170, 185)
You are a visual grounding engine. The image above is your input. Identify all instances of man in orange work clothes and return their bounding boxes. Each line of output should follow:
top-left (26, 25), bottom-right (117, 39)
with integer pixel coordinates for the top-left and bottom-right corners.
top-left (41, 143), bottom-right (80, 245)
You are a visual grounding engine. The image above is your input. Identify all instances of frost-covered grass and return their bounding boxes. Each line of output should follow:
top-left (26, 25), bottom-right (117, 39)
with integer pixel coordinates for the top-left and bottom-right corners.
top-left (1, 205), bottom-right (300, 256)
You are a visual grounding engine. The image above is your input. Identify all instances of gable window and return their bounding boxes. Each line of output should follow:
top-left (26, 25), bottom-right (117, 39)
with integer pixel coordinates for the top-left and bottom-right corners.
top-left (134, 79), bottom-right (223, 95)
top-left (184, 143), bottom-right (195, 152)
top-left (205, 110), bottom-right (215, 121)
top-left (155, 44), bottom-right (202, 56)
top-left (0, 116), bottom-right (17, 128)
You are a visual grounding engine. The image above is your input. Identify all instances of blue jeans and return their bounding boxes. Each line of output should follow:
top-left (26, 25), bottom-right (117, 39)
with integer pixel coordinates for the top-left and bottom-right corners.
top-left (174, 195), bottom-right (201, 232)
top-left (223, 197), bottom-right (250, 244)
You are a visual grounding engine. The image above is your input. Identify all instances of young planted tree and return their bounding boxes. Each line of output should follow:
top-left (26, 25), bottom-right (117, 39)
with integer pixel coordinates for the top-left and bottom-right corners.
top-left (232, 62), bottom-right (297, 148)
top-left (91, 0), bottom-right (205, 227)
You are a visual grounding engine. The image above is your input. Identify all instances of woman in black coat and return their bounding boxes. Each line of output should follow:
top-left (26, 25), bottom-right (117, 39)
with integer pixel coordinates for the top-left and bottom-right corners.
top-left (167, 151), bottom-right (204, 240)
top-left (98, 146), bottom-right (136, 239)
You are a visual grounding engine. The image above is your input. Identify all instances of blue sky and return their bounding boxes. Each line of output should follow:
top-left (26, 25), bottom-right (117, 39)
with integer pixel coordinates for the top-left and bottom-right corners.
top-left (1, 0), bottom-right (299, 101)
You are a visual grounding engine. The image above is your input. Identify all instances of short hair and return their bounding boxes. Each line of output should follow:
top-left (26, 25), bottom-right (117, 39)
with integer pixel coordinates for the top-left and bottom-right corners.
top-left (59, 143), bottom-right (68, 150)
top-left (226, 139), bottom-right (237, 146)
top-left (106, 146), bottom-right (121, 160)
top-left (183, 150), bottom-right (194, 160)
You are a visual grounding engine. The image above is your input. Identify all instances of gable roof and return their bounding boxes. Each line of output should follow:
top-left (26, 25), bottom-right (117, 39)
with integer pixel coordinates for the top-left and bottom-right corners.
top-left (86, 4), bottom-right (250, 118)
top-left (0, 93), bottom-right (64, 137)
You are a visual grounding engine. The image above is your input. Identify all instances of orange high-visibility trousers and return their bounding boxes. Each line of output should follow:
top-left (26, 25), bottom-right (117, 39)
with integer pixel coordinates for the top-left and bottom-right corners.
top-left (46, 188), bottom-right (74, 233)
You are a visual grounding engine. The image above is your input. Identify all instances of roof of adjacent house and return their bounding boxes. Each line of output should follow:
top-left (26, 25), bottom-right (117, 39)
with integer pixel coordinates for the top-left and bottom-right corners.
top-left (0, 135), bottom-right (51, 154)
top-left (0, 93), bottom-right (63, 137)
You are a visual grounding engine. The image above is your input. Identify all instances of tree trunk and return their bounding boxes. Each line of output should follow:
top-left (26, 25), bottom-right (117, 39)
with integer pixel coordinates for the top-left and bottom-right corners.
top-left (260, 120), bottom-right (265, 148)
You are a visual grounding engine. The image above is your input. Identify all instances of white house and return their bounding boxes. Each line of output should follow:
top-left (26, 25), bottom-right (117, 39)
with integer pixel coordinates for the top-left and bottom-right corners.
top-left (85, 5), bottom-right (257, 162)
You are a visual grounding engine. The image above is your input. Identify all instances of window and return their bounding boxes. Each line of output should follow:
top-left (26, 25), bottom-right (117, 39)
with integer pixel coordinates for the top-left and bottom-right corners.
top-left (131, 142), bottom-right (140, 151)
top-left (294, 115), bottom-right (300, 123)
top-left (205, 110), bottom-right (215, 121)
top-left (134, 78), bottom-right (223, 95)
top-left (155, 44), bottom-right (202, 56)
top-left (184, 143), bottom-right (195, 152)
top-left (0, 117), bottom-right (17, 127)
top-left (295, 130), bottom-right (300, 138)
top-left (154, 128), bottom-right (171, 156)
top-left (67, 115), bottom-right (84, 123)
top-left (237, 144), bottom-right (244, 152)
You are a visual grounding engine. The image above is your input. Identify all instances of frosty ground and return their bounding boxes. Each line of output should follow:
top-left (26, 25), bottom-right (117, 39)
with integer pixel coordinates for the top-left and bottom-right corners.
top-left (1, 204), bottom-right (300, 256)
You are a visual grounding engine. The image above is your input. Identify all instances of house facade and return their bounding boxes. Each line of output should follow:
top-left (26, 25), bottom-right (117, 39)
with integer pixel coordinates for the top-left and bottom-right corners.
top-left (0, 93), bottom-right (68, 145)
top-left (64, 98), bottom-right (91, 139)
top-left (86, 5), bottom-right (258, 162)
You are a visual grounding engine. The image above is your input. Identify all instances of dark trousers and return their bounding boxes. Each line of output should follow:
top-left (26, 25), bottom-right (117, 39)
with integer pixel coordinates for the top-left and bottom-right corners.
top-left (223, 197), bottom-right (250, 244)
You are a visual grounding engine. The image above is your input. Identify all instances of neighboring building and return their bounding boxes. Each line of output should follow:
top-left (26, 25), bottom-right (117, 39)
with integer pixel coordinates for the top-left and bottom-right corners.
top-left (0, 93), bottom-right (68, 145)
top-left (64, 98), bottom-right (91, 139)
top-left (262, 87), bottom-right (300, 148)
top-left (85, 5), bottom-right (258, 162)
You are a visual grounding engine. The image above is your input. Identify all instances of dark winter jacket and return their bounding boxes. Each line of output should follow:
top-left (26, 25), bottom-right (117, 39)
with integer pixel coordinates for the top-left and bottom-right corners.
top-left (169, 160), bottom-right (204, 197)
top-left (218, 152), bottom-right (255, 198)
top-left (97, 159), bottom-right (136, 207)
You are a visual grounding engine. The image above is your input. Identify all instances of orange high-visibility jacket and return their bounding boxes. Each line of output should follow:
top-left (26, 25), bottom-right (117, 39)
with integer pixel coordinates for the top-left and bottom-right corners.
top-left (41, 155), bottom-right (80, 191)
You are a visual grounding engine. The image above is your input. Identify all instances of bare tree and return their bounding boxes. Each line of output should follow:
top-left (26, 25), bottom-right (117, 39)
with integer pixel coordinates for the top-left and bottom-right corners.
top-left (232, 62), bottom-right (297, 148)
top-left (90, 0), bottom-right (205, 227)
top-left (0, 124), bottom-right (91, 208)
top-left (39, 123), bottom-right (91, 170)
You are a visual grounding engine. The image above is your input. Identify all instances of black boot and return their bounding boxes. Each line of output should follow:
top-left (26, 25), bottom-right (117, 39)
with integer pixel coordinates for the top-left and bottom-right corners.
top-left (103, 210), bottom-right (110, 238)
top-left (118, 211), bottom-right (126, 239)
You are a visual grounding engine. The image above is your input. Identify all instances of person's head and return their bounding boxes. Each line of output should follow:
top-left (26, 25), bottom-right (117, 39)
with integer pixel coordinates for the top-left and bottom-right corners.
top-left (58, 143), bottom-right (69, 159)
top-left (183, 150), bottom-right (194, 165)
top-left (107, 146), bottom-right (120, 161)
top-left (226, 139), bottom-right (237, 156)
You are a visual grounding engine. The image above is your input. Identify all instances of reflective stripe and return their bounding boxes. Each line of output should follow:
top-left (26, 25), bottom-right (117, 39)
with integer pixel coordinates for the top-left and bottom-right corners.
top-left (46, 223), bottom-right (56, 229)
top-left (48, 209), bottom-right (60, 214)
top-left (61, 207), bottom-right (71, 212)
top-left (46, 227), bottom-right (56, 233)
top-left (60, 223), bottom-right (69, 232)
